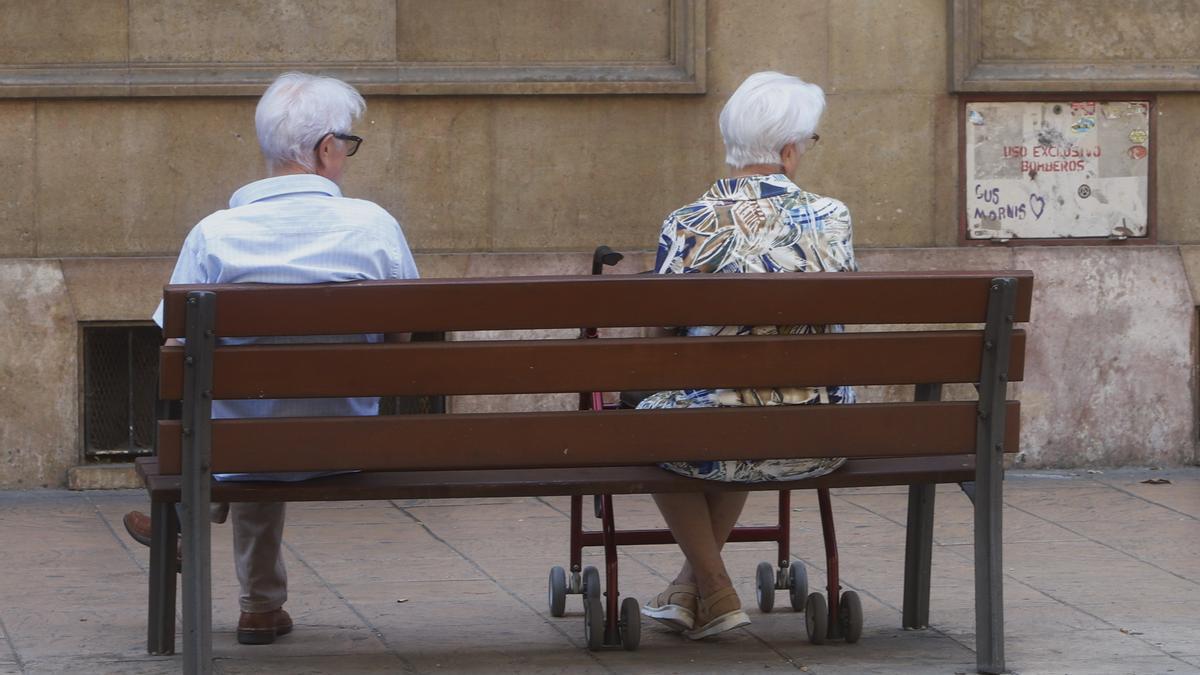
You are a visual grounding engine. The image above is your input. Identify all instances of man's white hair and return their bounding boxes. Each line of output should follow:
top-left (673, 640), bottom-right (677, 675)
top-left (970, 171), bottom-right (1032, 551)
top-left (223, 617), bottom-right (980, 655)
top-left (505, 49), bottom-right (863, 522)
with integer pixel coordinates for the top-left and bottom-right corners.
top-left (719, 71), bottom-right (826, 169)
top-left (255, 72), bottom-right (365, 171)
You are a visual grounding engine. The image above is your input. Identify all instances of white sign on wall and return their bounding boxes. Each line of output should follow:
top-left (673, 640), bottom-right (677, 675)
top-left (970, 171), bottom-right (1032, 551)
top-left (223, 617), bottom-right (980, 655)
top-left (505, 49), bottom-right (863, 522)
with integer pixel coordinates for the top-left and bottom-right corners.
top-left (964, 100), bottom-right (1152, 241)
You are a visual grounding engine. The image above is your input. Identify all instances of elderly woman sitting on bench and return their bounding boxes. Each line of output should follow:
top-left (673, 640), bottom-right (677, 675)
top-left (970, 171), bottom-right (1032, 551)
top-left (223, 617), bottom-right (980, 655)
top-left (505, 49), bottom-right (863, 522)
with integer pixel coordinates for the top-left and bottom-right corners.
top-left (639, 71), bottom-right (857, 639)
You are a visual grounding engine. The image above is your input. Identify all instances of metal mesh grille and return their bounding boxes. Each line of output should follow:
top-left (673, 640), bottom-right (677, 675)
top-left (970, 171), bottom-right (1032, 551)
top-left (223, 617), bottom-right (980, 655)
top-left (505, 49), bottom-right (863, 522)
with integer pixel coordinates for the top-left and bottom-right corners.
top-left (83, 325), bottom-right (160, 459)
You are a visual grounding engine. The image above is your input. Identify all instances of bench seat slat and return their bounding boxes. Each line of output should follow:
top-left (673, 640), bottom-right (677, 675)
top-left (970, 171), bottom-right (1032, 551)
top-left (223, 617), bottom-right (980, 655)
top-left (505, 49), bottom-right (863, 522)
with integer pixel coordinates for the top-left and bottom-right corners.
top-left (161, 272), bottom-right (1034, 338)
top-left (137, 454), bottom-right (990, 502)
top-left (159, 330), bottom-right (1026, 400)
top-left (156, 401), bottom-right (1019, 475)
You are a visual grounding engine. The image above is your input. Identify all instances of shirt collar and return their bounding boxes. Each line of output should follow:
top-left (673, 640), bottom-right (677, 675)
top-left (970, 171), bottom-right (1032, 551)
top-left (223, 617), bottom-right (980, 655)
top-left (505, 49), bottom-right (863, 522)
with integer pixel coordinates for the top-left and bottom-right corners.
top-left (701, 173), bottom-right (801, 202)
top-left (229, 174), bottom-right (343, 208)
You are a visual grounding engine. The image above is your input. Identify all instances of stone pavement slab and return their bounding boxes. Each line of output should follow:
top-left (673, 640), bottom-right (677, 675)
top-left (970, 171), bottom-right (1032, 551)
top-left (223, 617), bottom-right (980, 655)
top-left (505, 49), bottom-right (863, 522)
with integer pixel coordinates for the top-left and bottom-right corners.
top-left (0, 468), bottom-right (1196, 674)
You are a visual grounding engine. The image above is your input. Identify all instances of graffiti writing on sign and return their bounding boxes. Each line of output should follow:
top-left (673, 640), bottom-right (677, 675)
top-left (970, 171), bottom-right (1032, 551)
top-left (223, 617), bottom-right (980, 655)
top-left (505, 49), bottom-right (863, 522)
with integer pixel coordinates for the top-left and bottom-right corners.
top-left (965, 100), bottom-right (1150, 240)
top-left (1002, 144), bottom-right (1101, 173)
top-left (973, 184), bottom-right (1043, 222)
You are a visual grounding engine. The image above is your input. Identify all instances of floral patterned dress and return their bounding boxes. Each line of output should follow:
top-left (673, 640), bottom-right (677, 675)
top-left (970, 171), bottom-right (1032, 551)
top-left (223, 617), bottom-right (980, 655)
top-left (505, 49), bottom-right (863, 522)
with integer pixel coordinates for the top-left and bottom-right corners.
top-left (641, 174), bottom-right (858, 483)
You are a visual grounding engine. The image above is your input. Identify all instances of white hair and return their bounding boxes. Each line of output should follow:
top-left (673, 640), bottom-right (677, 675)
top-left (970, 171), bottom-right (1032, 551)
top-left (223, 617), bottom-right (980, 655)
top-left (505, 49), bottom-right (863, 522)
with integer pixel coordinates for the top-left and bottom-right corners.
top-left (719, 71), bottom-right (826, 169)
top-left (255, 72), bottom-right (365, 171)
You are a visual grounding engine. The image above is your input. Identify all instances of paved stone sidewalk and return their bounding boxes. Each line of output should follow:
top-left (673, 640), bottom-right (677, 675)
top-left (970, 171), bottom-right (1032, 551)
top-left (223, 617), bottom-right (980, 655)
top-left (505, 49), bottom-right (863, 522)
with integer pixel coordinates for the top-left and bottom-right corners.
top-left (0, 468), bottom-right (1196, 674)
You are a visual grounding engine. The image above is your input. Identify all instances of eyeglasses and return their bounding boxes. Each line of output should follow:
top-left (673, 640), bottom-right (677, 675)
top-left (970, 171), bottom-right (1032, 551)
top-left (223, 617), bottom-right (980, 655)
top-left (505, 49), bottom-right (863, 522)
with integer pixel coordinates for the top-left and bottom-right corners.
top-left (313, 132), bottom-right (363, 157)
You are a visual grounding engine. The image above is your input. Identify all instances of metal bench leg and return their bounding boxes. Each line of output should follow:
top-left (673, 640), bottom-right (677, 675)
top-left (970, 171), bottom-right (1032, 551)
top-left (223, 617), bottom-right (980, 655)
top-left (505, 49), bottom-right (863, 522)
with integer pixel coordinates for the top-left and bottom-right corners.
top-left (905, 383), bottom-right (942, 630)
top-left (148, 499), bottom-right (179, 654)
top-left (975, 278), bottom-right (1016, 674)
top-left (903, 483), bottom-right (935, 629)
top-left (181, 291), bottom-right (215, 675)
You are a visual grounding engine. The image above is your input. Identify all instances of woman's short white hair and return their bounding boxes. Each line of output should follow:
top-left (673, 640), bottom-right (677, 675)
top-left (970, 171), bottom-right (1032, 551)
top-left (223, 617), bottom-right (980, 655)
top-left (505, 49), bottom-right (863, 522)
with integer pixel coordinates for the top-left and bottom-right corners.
top-left (255, 72), bottom-right (365, 171)
top-left (719, 71), bottom-right (826, 169)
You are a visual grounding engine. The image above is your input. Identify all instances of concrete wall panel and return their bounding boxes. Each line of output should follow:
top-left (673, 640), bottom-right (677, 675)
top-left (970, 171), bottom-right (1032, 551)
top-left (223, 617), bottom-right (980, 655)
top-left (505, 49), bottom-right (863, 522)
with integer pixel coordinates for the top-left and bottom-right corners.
top-left (128, 0), bottom-right (396, 63)
top-left (0, 0), bottom-right (127, 64)
top-left (1179, 245), bottom-right (1200, 303)
top-left (60, 258), bottom-right (174, 322)
top-left (931, 95), bottom-right (962, 246)
top-left (1013, 246), bottom-right (1194, 468)
top-left (980, 0), bottom-right (1200, 62)
top-left (707, 0), bottom-right (828, 96)
top-left (1155, 94), bottom-right (1200, 244)
top-left (797, 94), bottom-right (938, 248)
top-left (490, 97), bottom-right (716, 251)
top-left (396, 0), bottom-right (670, 63)
top-left (342, 98), bottom-right (495, 252)
top-left (0, 260), bottom-right (77, 487)
top-left (0, 102), bottom-right (36, 257)
top-left (830, 0), bottom-right (947, 94)
top-left (35, 100), bottom-right (260, 257)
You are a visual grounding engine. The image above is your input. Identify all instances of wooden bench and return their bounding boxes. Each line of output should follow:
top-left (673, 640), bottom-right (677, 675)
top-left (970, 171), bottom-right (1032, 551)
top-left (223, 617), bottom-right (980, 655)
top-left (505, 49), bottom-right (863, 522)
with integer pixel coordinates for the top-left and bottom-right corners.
top-left (138, 271), bottom-right (1032, 675)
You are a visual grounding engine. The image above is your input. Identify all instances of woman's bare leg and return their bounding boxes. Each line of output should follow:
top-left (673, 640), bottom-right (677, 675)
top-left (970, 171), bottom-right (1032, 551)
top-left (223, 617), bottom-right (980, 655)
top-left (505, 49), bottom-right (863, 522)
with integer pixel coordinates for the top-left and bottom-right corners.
top-left (653, 492), bottom-right (733, 597)
top-left (673, 491), bottom-right (749, 587)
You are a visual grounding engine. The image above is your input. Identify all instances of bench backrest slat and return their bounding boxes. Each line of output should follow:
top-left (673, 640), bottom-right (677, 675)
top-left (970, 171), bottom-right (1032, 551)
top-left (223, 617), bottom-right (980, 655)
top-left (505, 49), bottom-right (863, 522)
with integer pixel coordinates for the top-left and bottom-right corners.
top-left (156, 401), bottom-right (1020, 474)
top-left (157, 272), bottom-right (1032, 477)
top-left (160, 272), bottom-right (1034, 337)
top-left (158, 330), bottom-right (1027, 399)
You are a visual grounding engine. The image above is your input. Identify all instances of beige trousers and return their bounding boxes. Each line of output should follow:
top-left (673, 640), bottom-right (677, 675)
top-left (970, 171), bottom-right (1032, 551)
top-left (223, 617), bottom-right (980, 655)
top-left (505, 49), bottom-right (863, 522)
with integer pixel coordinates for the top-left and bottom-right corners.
top-left (211, 502), bottom-right (288, 613)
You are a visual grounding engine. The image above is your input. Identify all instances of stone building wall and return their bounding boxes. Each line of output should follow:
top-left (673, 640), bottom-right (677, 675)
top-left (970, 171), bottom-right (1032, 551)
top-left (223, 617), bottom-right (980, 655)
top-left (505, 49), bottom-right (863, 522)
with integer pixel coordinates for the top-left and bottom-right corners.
top-left (1, 0), bottom-right (1197, 487)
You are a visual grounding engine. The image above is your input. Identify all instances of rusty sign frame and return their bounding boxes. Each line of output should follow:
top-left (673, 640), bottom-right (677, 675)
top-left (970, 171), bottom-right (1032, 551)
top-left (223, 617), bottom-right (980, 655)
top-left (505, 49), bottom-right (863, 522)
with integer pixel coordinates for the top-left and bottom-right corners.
top-left (958, 93), bottom-right (1158, 247)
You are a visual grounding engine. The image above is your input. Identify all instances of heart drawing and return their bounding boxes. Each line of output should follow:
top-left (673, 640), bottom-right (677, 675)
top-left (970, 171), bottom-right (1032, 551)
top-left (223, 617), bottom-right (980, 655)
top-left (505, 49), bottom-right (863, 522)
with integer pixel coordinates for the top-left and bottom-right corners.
top-left (1029, 194), bottom-right (1046, 220)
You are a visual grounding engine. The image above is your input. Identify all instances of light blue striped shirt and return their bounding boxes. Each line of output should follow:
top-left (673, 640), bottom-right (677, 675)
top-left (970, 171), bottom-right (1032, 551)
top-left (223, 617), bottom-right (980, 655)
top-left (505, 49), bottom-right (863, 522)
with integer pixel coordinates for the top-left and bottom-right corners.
top-left (153, 174), bottom-right (419, 481)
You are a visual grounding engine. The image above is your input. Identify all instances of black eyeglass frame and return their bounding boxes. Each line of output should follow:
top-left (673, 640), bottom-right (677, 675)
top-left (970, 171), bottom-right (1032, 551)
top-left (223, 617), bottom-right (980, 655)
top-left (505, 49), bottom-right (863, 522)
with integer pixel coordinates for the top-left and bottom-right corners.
top-left (313, 132), bottom-right (363, 156)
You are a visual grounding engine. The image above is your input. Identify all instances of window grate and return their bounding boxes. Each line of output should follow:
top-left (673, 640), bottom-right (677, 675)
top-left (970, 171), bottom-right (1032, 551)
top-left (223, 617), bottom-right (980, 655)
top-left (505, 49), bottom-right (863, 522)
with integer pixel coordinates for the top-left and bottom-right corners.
top-left (83, 325), bottom-right (160, 460)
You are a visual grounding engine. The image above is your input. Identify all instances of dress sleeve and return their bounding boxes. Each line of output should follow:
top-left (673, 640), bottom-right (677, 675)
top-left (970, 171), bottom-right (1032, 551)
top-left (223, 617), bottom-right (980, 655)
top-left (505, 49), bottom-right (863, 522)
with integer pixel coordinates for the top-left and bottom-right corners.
top-left (655, 203), bottom-right (720, 275)
top-left (823, 200), bottom-right (858, 273)
top-left (653, 214), bottom-right (680, 275)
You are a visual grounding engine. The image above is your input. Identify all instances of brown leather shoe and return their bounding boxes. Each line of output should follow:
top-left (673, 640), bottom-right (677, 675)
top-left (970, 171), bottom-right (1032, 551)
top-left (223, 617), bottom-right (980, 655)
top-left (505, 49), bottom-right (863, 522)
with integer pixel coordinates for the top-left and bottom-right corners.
top-left (123, 511), bottom-right (182, 573)
top-left (122, 511), bottom-right (154, 546)
top-left (237, 608), bottom-right (293, 645)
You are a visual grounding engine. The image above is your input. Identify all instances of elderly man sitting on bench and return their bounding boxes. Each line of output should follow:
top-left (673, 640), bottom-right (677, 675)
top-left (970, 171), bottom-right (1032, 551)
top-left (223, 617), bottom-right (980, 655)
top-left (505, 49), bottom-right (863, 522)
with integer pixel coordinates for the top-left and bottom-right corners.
top-left (122, 72), bottom-right (419, 645)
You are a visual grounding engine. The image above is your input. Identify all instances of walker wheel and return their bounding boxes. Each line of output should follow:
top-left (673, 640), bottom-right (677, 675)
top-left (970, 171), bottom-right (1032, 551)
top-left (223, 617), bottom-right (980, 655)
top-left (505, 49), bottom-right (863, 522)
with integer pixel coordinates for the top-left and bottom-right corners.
top-left (755, 561), bottom-right (776, 613)
top-left (548, 566), bottom-right (568, 617)
top-left (840, 590), bottom-right (863, 644)
top-left (788, 562), bottom-right (809, 612)
top-left (805, 593), bottom-right (828, 644)
top-left (620, 596), bottom-right (641, 651)
top-left (582, 565), bottom-right (601, 600)
top-left (583, 598), bottom-right (605, 650)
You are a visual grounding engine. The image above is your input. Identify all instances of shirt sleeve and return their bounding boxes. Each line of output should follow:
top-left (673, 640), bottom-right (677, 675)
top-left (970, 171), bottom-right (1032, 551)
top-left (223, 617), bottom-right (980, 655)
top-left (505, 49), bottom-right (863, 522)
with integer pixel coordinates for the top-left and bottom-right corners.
top-left (388, 218), bottom-right (420, 280)
top-left (151, 228), bottom-right (208, 328)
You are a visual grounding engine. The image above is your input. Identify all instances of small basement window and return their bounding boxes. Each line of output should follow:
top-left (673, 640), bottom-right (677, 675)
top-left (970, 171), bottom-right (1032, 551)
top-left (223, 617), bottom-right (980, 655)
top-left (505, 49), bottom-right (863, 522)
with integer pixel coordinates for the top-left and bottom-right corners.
top-left (82, 324), bottom-right (161, 461)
